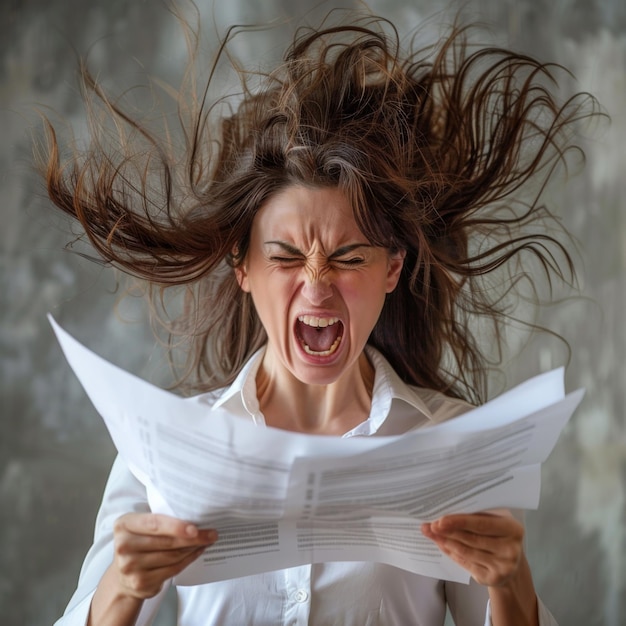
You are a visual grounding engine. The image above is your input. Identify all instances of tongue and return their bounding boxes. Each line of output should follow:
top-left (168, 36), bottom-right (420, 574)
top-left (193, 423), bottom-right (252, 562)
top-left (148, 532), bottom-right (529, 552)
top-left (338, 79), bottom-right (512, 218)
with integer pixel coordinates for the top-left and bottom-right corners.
top-left (298, 321), bottom-right (341, 352)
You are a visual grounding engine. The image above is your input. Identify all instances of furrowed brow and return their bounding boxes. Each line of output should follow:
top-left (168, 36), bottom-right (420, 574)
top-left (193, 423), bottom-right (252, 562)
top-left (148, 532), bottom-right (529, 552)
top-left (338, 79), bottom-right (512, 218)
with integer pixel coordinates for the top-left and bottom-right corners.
top-left (264, 241), bottom-right (372, 258)
top-left (265, 241), bottom-right (305, 256)
top-left (328, 244), bottom-right (372, 259)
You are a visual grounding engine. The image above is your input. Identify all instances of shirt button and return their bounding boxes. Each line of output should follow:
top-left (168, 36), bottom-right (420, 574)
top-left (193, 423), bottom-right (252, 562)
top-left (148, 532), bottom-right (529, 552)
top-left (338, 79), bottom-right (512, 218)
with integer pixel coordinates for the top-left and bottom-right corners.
top-left (294, 589), bottom-right (309, 603)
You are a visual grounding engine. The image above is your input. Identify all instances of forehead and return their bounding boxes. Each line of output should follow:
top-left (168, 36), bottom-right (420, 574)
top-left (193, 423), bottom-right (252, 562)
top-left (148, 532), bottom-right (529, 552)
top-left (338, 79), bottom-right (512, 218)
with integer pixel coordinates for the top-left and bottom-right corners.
top-left (252, 186), bottom-right (364, 241)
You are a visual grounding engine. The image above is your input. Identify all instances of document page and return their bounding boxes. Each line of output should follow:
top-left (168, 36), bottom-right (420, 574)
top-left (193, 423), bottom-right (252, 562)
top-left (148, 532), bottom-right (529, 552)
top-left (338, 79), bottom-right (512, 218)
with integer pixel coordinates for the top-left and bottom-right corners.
top-left (49, 315), bottom-right (584, 584)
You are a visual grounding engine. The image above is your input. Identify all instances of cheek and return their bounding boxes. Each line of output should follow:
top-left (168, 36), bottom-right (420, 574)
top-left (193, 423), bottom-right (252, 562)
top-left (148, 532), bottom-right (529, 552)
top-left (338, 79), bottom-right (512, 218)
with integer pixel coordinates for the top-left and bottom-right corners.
top-left (250, 272), bottom-right (296, 318)
top-left (343, 273), bottom-right (388, 315)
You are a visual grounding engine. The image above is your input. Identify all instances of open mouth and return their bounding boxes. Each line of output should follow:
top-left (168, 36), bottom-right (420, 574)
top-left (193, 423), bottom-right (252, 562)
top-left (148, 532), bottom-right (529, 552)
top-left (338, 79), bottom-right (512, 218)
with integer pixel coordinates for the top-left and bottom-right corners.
top-left (295, 315), bottom-right (344, 357)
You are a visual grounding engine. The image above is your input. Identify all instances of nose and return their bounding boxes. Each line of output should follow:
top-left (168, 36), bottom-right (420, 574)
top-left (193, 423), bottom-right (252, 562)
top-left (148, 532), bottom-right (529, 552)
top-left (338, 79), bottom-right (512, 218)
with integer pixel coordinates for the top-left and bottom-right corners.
top-left (301, 265), bottom-right (333, 305)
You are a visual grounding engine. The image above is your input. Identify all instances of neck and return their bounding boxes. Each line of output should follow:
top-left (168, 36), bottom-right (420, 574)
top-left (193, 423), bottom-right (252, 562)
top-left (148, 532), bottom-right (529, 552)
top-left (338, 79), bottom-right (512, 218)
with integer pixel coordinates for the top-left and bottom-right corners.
top-left (256, 351), bottom-right (375, 435)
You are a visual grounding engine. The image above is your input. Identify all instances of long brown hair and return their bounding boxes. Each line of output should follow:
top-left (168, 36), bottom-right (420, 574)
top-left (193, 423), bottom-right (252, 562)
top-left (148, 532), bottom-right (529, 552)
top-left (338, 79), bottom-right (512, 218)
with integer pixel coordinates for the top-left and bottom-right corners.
top-left (38, 13), bottom-right (597, 403)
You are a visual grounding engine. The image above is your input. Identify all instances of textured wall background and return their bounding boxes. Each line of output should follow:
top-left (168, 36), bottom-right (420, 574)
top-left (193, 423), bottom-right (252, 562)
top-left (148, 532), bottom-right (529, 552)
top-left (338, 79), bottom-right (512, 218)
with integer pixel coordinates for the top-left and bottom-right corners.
top-left (1, 1), bottom-right (624, 624)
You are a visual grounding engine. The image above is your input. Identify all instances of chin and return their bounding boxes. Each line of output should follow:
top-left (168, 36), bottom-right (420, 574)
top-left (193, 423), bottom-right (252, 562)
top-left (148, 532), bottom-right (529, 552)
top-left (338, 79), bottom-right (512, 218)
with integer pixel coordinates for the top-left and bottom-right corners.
top-left (290, 350), bottom-right (355, 387)
top-left (294, 368), bottom-right (344, 387)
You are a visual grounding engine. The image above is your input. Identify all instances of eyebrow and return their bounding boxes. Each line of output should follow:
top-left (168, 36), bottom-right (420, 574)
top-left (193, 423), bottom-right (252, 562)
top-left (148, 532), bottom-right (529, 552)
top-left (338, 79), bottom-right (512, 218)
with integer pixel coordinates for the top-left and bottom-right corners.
top-left (264, 241), bottom-right (372, 258)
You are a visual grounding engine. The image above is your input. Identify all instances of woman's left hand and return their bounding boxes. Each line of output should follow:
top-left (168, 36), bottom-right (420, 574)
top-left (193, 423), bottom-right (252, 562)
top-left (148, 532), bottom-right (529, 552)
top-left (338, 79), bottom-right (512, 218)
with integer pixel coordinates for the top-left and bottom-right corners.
top-left (421, 510), bottom-right (524, 587)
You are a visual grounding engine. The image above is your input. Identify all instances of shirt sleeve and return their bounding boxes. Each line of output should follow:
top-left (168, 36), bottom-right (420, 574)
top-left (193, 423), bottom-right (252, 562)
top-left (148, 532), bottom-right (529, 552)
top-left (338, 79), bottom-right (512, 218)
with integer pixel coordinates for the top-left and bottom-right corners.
top-left (53, 455), bottom-right (169, 626)
top-left (446, 582), bottom-right (559, 626)
top-left (445, 578), bottom-right (490, 626)
top-left (483, 597), bottom-right (559, 626)
top-left (536, 597), bottom-right (559, 625)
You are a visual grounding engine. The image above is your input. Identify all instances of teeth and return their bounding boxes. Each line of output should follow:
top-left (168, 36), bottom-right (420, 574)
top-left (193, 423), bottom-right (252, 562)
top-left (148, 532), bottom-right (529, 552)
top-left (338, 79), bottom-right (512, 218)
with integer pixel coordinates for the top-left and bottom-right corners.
top-left (297, 316), bottom-right (343, 356)
top-left (298, 315), bottom-right (340, 328)
top-left (301, 335), bottom-right (343, 357)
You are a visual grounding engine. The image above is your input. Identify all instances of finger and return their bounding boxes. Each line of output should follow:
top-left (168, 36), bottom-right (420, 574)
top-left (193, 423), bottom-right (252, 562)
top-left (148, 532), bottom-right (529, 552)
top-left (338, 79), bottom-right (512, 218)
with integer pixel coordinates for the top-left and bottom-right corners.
top-left (426, 535), bottom-right (498, 583)
top-left (117, 513), bottom-right (203, 539)
top-left (432, 533), bottom-right (518, 564)
top-left (425, 531), bottom-right (523, 586)
top-left (424, 521), bottom-right (522, 564)
top-left (424, 527), bottom-right (516, 555)
top-left (115, 527), bottom-right (217, 554)
top-left (115, 514), bottom-right (217, 550)
top-left (428, 513), bottom-right (523, 539)
top-left (118, 544), bottom-right (207, 599)
top-left (116, 541), bottom-right (209, 573)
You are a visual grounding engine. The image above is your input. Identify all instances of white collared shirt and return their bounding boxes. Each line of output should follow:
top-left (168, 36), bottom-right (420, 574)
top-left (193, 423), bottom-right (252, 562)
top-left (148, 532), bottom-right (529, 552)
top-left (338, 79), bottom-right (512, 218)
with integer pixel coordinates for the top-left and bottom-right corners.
top-left (55, 347), bottom-right (557, 626)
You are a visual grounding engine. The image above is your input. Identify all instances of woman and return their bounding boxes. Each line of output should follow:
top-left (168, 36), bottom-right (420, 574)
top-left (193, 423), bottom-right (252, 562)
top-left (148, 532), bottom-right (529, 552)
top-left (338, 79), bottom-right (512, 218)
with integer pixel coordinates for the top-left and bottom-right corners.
top-left (44, 11), bottom-right (594, 626)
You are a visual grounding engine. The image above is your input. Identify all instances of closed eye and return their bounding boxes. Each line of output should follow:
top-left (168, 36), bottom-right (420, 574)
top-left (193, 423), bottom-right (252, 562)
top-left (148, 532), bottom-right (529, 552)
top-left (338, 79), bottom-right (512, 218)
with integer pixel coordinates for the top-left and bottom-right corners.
top-left (270, 256), bottom-right (304, 264)
top-left (334, 257), bottom-right (365, 266)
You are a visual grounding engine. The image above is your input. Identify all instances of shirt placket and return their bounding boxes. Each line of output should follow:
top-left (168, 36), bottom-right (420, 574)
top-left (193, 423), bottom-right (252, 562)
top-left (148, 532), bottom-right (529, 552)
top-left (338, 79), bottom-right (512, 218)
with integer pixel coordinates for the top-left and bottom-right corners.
top-left (282, 565), bottom-right (312, 625)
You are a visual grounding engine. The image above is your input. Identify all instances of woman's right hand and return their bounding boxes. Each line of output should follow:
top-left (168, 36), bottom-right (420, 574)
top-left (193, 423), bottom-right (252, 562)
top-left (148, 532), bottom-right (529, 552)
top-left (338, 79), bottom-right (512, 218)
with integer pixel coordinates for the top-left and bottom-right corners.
top-left (88, 513), bottom-right (217, 626)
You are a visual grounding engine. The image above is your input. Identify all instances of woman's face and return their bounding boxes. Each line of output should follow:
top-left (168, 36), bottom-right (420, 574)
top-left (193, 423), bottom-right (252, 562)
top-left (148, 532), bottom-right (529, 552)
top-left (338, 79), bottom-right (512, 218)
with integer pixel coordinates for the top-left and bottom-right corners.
top-left (236, 185), bottom-right (404, 386)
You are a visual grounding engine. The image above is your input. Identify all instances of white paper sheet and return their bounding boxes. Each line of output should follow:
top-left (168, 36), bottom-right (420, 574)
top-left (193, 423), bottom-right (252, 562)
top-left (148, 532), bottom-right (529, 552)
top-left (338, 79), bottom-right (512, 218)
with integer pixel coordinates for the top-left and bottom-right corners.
top-left (48, 315), bottom-right (584, 585)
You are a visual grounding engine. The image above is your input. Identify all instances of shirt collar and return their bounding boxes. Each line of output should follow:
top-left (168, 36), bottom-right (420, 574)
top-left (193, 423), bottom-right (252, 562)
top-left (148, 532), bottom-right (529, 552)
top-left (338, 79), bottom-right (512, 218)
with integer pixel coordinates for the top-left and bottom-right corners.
top-left (211, 347), bottom-right (266, 425)
top-left (346, 346), bottom-right (442, 436)
top-left (205, 345), bottom-right (446, 435)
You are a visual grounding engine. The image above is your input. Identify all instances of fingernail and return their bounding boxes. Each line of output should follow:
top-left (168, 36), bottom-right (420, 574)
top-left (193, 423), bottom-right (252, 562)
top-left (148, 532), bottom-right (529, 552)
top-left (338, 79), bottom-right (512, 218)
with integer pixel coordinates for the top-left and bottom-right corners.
top-left (185, 524), bottom-right (198, 538)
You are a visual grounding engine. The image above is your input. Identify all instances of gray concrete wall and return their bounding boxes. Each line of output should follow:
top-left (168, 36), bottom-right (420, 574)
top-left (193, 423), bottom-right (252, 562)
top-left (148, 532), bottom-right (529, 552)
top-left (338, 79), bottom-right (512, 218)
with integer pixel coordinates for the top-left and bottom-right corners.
top-left (1, 1), bottom-right (624, 624)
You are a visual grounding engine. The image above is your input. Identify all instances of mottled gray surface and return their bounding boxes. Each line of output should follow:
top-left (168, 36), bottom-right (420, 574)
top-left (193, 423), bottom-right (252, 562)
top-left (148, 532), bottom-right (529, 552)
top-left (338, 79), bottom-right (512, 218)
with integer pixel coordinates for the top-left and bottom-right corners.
top-left (1, 1), bottom-right (624, 625)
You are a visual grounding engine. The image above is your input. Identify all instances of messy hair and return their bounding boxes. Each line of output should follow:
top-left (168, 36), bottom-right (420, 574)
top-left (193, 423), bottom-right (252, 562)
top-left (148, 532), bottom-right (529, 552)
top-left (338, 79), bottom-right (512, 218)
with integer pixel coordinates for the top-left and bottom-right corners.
top-left (39, 13), bottom-right (596, 403)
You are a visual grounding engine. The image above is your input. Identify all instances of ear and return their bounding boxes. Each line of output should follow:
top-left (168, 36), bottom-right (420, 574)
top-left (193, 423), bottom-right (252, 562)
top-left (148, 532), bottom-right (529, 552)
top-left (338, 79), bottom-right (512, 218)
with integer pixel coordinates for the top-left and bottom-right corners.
top-left (234, 263), bottom-right (250, 293)
top-left (385, 249), bottom-right (406, 293)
